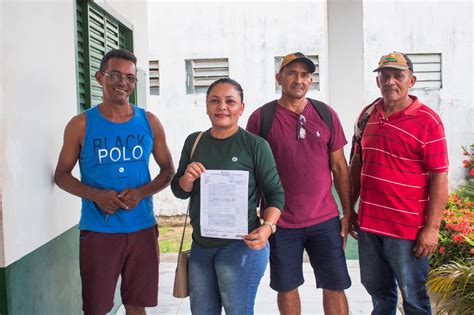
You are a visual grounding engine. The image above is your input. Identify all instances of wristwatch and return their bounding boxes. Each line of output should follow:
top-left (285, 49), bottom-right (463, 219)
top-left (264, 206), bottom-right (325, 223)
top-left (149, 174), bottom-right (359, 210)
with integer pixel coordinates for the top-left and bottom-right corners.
top-left (261, 219), bottom-right (277, 234)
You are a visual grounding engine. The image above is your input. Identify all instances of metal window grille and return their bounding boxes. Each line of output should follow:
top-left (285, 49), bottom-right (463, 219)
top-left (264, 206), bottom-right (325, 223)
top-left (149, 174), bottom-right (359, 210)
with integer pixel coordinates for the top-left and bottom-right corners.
top-left (274, 55), bottom-right (320, 92)
top-left (406, 53), bottom-right (442, 89)
top-left (185, 58), bottom-right (229, 94)
top-left (149, 60), bottom-right (160, 95)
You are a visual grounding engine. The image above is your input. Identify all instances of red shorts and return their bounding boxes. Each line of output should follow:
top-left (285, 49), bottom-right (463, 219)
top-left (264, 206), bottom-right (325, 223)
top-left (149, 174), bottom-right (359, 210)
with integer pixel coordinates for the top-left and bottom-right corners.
top-left (79, 225), bottom-right (159, 314)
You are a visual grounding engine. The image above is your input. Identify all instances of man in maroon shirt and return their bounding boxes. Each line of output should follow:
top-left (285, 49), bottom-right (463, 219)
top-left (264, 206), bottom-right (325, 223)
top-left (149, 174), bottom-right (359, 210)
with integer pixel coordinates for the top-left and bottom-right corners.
top-left (247, 52), bottom-right (351, 315)
top-left (349, 52), bottom-right (449, 314)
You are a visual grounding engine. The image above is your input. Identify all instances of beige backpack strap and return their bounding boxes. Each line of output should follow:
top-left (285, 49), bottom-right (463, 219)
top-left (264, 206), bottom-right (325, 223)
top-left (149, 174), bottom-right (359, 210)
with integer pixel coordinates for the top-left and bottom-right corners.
top-left (177, 131), bottom-right (203, 254)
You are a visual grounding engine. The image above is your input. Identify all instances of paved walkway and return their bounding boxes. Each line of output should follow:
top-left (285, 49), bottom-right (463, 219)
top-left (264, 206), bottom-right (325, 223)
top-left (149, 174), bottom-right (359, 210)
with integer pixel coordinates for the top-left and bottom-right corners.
top-left (117, 254), bottom-right (386, 314)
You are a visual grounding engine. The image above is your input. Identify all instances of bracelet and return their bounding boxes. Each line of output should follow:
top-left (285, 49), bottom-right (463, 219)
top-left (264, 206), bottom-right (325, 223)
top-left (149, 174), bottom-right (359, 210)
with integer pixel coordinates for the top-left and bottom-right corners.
top-left (262, 220), bottom-right (277, 234)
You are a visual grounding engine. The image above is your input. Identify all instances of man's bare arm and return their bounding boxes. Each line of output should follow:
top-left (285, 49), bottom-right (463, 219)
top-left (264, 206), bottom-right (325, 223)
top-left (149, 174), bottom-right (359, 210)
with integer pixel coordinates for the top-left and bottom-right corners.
top-left (330, 148), bottom-right (351, 248)
top-left (54, 114), bottom-right (128, 213)
top-left (348, 153), bottom-right (362, 239)
top-left (414, 172), bottom-right (448, 257)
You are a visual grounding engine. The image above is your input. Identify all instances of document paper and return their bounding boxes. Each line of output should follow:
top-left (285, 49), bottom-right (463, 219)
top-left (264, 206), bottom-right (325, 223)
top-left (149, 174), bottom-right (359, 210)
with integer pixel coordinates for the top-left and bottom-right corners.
top-left (200, 170), bottom-right (249, 239)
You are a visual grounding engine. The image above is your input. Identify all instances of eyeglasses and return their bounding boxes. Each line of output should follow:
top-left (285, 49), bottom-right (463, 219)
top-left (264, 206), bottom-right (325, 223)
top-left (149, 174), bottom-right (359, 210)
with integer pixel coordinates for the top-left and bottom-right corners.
top-left (102, 72), bottom-right (137, 84)
top-left (297, 114), bottom-right (306, 140)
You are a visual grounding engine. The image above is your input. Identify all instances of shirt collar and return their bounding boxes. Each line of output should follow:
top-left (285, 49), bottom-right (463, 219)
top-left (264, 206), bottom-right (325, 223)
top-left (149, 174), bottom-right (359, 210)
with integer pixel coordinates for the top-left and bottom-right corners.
top-left (403, 95), bottom-right (421, 115)
top-left (375, 95), bottom-right (421, 117)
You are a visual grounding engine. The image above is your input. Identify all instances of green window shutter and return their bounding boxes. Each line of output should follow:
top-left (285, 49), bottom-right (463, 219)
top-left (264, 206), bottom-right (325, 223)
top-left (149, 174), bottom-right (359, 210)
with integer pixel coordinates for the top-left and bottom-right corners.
top-left (118, 26), bottom-right (136, 103)
top-left (119, 28), bottom-right (125, 48)
top-left (76, 0), bottom-right (90, 112)
top-left (88, 4), bottom-right (107, 108)
top-left (75, 0), bottom-right (134, 112)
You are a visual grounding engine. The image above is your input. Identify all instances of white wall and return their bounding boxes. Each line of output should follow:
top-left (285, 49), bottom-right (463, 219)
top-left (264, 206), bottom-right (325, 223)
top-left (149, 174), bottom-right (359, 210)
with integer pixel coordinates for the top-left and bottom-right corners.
top-left (1, 0), bottom-right (78, 267)
top-left (0, 0), bottom-right (5, 267)
top-left (328, 0), bottom-right (365, 148)
top-left (148, 1), bottom-right (328, 214)
top-left (362, 0), bottom-right (473, 189)
top-left (0, 0), bottom-right (149, 266)
top-left (148, 1), bottom-right (473, 214)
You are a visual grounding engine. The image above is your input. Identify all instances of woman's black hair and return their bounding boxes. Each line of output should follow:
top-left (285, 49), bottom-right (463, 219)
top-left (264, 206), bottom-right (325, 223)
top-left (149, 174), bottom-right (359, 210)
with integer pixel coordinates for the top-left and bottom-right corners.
top-left (206, 78), bottom-right (244, 102)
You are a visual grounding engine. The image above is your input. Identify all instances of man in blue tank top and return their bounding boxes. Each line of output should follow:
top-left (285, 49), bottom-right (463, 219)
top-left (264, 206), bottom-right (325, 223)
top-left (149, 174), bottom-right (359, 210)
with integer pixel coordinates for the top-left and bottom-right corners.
top-left (54, 49), bottom-right (175, 315)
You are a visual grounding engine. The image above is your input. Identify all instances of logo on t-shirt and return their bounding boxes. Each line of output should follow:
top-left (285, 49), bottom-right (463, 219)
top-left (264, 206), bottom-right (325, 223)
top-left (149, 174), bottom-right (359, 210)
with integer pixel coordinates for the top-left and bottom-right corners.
top-left (232, 157), bottom-right (238, 162)
top-left (93, 134), bottom-right (145, 164)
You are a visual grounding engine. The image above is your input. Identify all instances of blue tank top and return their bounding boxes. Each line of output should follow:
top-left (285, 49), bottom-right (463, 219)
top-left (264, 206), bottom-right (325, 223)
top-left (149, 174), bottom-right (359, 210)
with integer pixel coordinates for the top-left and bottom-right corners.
top-left (79, 105), bottom-right (156, 233)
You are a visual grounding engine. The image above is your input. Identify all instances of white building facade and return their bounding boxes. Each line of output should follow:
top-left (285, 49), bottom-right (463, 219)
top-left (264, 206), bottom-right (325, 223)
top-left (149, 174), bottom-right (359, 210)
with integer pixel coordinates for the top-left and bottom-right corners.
top-left (148, 0), bottom-right (473, 215)
top-left (0, 0), bottom-right (472, 313)
top-left (0, 0), bottom-right (149, 313)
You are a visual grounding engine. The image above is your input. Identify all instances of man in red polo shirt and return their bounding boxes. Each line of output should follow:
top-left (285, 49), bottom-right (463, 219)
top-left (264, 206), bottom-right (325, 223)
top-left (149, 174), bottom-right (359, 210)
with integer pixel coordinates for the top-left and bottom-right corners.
top-left (349, 52), bottom-right (449, 314)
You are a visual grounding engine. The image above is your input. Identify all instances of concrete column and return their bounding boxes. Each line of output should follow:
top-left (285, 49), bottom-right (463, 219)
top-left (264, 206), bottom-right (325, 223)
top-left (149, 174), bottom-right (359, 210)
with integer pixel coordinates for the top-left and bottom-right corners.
top-left (327, 0), bottom-right (365, 146)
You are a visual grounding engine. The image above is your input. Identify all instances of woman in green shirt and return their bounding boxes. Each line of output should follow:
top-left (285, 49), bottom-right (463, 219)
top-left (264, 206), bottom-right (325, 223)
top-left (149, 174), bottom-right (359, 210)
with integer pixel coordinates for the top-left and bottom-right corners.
top-left (171, 78), bottom-right (284, 314)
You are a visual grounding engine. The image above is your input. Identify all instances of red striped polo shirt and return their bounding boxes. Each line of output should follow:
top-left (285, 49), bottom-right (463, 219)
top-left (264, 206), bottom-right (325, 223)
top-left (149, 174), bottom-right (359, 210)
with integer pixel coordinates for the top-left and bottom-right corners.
top-left (355, 96), bottom-right (448, 240)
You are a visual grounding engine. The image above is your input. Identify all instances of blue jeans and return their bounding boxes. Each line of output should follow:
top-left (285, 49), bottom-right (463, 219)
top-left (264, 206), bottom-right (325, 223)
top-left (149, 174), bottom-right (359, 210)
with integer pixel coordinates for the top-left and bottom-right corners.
top-left (188, 240), bottom-right (269, 315)
top-left (358, 230), bottom-right (431, 315)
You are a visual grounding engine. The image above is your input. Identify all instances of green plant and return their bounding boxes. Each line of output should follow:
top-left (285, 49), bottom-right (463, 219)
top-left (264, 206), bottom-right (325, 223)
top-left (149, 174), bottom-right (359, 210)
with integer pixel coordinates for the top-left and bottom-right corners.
top-left (158, 223), bottom-right (193, 253)
top-left (427, 259), bottom-right (474, 315)
top-left (430, 194), bottom-right (474, 268)
top-left (430, 146), bottom-right (474, 268)
top-left (460, 144), bottom-right (474, 199)
top-left (159, 238), bottom-right (192, 253)
top-left (462, 144), bottom-right (474, 176)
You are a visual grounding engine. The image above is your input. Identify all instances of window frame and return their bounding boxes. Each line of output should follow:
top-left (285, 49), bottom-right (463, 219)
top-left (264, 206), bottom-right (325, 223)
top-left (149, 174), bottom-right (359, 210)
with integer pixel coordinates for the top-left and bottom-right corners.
top-left (149, 60), bottom-right (160, 95)
top-left (405, 53), bottom-right (442, 90)
top-left (185, 58), bottom-right (230, 94)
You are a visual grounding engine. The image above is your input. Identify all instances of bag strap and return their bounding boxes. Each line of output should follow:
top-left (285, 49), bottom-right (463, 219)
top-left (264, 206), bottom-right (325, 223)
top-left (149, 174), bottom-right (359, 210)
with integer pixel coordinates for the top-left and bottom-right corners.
top-left (177, 131), bottom-right (204, 254)
top-left (258, 99), bottom-right (333, 146)
top-left (349, 98), bottom-right (379, 163)
top-left (259, 100), bottom-right (278, 140)
top-left (308, 98), bottom-right (332, 149)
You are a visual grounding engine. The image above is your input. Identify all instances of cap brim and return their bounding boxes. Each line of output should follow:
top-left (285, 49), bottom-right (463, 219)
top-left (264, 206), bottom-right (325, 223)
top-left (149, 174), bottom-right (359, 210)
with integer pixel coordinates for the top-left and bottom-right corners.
top-left (281, 57), bottom-right (316, 73)
top-left (373, 64), bottom-right (410, 72)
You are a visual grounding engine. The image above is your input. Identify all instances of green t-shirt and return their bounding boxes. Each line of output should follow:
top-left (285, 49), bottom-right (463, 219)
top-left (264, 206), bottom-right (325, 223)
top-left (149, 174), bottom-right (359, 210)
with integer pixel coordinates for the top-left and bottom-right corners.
top-left (171, 127), bottom-right (284, 248)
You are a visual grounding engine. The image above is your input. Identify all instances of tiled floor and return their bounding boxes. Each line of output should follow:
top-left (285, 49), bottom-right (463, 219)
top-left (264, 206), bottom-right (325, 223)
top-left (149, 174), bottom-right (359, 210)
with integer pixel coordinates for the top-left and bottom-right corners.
top-left (116, 257), bottom-right (389, 314)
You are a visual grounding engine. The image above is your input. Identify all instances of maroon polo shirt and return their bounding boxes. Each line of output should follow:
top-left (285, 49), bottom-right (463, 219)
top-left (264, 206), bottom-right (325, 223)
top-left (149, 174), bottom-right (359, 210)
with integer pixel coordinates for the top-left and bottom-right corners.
top-left (247, 100), bottom-right (347, 228)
